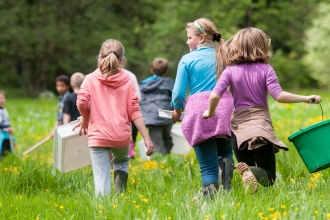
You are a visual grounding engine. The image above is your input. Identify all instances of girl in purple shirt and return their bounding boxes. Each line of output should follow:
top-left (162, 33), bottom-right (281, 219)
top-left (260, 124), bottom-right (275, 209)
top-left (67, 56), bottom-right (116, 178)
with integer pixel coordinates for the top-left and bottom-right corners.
top-left (203, 27), bottom-right (322, 193)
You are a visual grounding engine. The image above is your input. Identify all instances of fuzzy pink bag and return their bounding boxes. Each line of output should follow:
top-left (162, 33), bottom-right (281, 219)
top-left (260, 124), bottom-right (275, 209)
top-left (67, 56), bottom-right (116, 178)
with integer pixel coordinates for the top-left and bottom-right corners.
top-left (181, 91), bottom-right (234, 147)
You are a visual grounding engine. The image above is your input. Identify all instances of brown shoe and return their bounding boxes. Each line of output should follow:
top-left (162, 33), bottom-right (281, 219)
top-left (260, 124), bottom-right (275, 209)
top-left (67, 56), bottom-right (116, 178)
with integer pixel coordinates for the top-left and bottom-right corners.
top-left (236, 162), bottom-right (258, 194)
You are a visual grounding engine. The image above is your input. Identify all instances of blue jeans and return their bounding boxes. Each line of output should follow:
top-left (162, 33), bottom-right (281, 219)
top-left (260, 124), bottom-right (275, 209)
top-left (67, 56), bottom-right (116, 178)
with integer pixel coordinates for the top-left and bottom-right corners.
top-left (194, 138), bottom-right (232, 185)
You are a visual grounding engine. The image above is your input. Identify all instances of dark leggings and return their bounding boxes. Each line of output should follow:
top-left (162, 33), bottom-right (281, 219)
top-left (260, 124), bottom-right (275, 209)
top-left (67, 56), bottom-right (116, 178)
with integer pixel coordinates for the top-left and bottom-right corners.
top-left (231, 132), bottom-right (276, 183)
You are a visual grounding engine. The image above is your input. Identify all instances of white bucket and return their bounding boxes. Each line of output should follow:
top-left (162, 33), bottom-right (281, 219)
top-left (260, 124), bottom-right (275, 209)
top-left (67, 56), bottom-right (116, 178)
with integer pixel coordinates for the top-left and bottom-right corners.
top-left (54, 120), bottom-right (91, 173)
top-left (137, 123), bottom-right (192, 160)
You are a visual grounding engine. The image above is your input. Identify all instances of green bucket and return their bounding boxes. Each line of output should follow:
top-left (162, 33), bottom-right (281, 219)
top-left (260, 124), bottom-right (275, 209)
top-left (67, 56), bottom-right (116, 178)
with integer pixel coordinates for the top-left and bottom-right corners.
top-left (288, 101), bottom-right (330, 173)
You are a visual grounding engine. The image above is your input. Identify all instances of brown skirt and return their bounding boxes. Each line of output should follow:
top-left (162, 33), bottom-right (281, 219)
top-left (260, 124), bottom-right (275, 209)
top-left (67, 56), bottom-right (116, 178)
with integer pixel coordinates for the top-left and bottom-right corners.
top-left (231, 106), bottom-right (288, 153)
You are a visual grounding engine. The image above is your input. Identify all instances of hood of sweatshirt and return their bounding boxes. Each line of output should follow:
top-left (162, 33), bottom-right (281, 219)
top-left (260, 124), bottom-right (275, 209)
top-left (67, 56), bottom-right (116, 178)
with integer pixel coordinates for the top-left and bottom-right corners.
top-left (92, 68), bottom-right (130, 89)
top-left (140, 76), bottom-right (174, 93)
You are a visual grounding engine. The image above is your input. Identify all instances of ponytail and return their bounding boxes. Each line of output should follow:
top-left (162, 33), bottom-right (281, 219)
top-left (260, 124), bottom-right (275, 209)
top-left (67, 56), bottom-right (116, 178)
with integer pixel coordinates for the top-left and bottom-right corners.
top-left (98, 39), bottom-right (125, 77)
top-left (216, 38), bottom-right (226, 79)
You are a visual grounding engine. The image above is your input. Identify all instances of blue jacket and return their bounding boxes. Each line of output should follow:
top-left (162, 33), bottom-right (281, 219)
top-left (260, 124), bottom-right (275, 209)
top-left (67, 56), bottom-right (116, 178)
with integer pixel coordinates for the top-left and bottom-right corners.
top-left (139, 76), bottom-right (174, 126)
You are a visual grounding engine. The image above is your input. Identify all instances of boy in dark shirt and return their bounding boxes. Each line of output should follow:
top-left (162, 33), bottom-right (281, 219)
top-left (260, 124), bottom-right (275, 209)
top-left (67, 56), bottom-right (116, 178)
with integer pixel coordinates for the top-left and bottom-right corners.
top-left (63, 72), bottom-right (85, 123)
top-left (49, 75), bottom-right (70, 138)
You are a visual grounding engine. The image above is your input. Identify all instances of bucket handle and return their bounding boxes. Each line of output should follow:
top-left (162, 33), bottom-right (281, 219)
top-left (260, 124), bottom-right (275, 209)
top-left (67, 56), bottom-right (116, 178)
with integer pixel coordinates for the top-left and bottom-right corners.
top-left (300, 99), bottom-right (323, 130)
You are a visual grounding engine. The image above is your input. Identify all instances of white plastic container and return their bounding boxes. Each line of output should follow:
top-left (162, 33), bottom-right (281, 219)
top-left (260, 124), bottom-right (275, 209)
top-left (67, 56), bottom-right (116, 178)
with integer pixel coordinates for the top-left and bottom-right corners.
top-left (53, 120), bottom-right (91, 173)
top-left (158, 109), bottom-right (185, 120)
top-left (138, 123), bottom-right (192, 160)
top-left (170, 123), bottom-right (192, 154)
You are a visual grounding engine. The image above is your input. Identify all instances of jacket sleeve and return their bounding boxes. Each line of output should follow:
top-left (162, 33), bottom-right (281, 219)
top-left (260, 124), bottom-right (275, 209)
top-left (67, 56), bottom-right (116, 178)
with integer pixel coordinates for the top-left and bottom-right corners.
top-left (77, 75), bottom-right (90, 117)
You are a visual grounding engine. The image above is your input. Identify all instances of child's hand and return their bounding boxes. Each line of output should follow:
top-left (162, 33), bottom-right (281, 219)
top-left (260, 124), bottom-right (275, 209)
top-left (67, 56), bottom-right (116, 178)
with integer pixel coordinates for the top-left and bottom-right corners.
top-left (6, 127), bottom-right (13, 135)
top-left (307, 95), bottom-right (322, 104)
top-left (202, 109), bottom-right (215, 119)
top-left (172, 109), bottom-right (182, 122)
top-left (73, 116), bottom-right (89, 135)
top-left (144, 138), bottom-right (154, 156)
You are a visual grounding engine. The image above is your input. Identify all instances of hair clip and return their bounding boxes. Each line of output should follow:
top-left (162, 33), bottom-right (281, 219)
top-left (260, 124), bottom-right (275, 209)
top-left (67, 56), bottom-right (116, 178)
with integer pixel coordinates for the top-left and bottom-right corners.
top-left (194, 20), bottom-right (207, 36)
top-left (213, 33), bottom-right (222, 42)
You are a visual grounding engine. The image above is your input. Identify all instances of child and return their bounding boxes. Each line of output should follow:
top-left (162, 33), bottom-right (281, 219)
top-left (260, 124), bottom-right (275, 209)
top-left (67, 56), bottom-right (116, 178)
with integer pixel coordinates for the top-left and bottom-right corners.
top-left (0, 90), bottom-right (14, 156)
top-left (171, 18), bottom-right (234, 199)
top-left (122, 58), bottom-right (141, 158)
top-left (49, 75), bottom-right (71, 138)
top-left (203, 27), bottom-right (322, 193)
top-left (73, 39), bottom-right (154, 196)
top-left (139, 58), bottom-right (174, 155)
top-left (63, 72), bottom-right (85, 124)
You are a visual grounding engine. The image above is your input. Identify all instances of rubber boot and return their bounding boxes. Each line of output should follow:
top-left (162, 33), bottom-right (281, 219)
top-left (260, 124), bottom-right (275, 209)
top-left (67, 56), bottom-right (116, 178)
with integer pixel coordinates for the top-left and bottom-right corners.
top-left (236, 162), bottom-right (258, 193)
top-left (192, 183), bottom-right (219, 200)
top-left (218, 157), bottom-right (234, 191)
top-left (249, 166), bottom-right (273, 187)
top-left (114, 170), bottom-right (128, 194)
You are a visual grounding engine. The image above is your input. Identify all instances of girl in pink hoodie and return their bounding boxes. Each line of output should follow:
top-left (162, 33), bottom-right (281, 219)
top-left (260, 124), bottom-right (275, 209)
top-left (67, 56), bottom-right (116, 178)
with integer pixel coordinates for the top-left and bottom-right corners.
top-left (74, 39), bottom-right (154, 196)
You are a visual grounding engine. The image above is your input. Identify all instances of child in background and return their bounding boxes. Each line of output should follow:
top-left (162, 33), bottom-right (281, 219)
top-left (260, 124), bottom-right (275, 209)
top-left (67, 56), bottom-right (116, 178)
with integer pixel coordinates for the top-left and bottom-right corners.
top-left (49, 75), bottom-right (71, 138)
top-left (122, 59), bottom-right (141, 158)
top-left (73, 39), bottom-right (154, 196)
top-left (171, 18), bottom-right (234, 199)
top-left (139, 58), bottom-right (174, 155)
top-left (63, 72), bottom-right (85, 124)
top-left (203, 27), bottom-right (322, 193)
top-left (0, 90), bottom-right (15, 156)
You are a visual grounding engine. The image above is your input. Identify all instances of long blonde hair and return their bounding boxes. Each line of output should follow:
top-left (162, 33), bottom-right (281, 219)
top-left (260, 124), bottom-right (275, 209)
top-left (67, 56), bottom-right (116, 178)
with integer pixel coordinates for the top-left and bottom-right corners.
top-left (98, 39), bottom-right (125, 77)
top-left (187, 18), bottom-right (225, 79)
top-left (223, 27), bottom-right (272, 66)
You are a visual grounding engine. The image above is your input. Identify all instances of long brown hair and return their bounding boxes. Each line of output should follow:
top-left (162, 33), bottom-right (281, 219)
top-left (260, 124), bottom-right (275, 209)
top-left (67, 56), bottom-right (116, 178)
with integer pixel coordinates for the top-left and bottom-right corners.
top-left (224, 27), bottom-right (272, 66)
top-left (98, 39), bottom-right (125, 77)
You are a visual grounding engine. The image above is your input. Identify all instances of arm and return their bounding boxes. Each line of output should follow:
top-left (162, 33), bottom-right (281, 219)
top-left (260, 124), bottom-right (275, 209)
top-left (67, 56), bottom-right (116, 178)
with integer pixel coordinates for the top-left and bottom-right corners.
top-left (171, 59), bottom-right (189, 121)
top-left (133, 117), bottom-right (154, 156)
top-left (63, 114), bottom-right (71, 124)
top-left (203, 92), bottom-right (221, 119)
top-left (276, 92), bottom-right (322, 104)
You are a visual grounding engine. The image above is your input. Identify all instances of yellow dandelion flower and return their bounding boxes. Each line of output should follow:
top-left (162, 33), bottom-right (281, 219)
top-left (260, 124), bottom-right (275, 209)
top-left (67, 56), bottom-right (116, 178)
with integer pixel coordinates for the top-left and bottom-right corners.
top-left (98, 204), bottom-right (102, 209)
top-left (268, 208), bottom-right (274, 212)
top-left (314, 210), bottom-right (318, 215)
top-left (168, 217), bottom-right (172, 220)
top-left (326, 213), bottom-right (330, 219)
top-left (236, 203), bottom-right (240, 207)
top-left (133, 200), bottom-right (136, 203)
top-left (220, 215), bottom-right (225, 219)
top-left (113, 203), bottom-right (117, 209)
top-left (36, 217), bottom-right (40, 220)
top-left (283, 211), bottom-right (289, 217)
top-left (258, 212), bottom-right (263, 216)
top-left (142, 198), bottom-right (148, 203)
top-left (280, 205), bottom-right (286, 209)
top-left (0, 202), bottom-right (2, 207)
top-left (290, 178), bottom-right (295, 183)
top-left (204, 214), bottom-right (210, 220)
top-left (261, 217), bottom-right (268, 220)
top-left (147, 210), bottom-right (152, 214)
top-left (139, 194), bottom-right (142, 198)
top-left (135, 205), bottom-right (140, 208)
top-left (320, 194), bottom-right (325, 198)
top-left (294, 208), bottom-right (298, 212)
top-left (99, 210), bottom-right (102, 215)
top-left (120, 193), bottom-right (124, 197)
top-left (60, 206), bottom-right (64, 209)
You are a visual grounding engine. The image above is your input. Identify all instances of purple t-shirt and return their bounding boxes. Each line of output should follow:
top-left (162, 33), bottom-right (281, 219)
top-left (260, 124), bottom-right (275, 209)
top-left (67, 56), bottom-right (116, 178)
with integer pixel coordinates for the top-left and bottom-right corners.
top-left (213, 63), bottom-right (283, 110)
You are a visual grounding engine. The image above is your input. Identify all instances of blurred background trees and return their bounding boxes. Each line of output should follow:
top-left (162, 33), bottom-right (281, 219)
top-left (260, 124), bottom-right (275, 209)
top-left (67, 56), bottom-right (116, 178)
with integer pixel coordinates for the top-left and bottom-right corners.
top-left (0, 0), bottom-right (326, 97)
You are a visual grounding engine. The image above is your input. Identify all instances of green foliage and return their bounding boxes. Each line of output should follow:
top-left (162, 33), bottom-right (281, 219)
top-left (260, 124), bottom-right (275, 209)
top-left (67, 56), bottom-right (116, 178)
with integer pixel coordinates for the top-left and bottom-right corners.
top-left (0, 0), bottom-right (324, 96)
top-left (304, 2), bottom-right (330, 88)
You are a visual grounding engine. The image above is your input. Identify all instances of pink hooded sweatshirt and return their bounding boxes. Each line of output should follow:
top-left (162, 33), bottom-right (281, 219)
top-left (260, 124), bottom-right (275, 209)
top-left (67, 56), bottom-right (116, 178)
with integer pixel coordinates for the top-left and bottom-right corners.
top-left (77, 68), bottom-right (142, 148)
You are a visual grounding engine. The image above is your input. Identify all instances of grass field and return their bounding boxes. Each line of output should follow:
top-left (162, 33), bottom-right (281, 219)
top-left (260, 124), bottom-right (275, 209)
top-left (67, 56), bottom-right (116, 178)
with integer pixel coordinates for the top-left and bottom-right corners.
top-left (1, 89), bottom-right (330, 219)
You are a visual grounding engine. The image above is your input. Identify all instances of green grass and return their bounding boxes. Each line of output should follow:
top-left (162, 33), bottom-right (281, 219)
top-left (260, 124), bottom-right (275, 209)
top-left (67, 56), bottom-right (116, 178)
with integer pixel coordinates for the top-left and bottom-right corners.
top-left (1, 90), bottom-right (330, 219)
